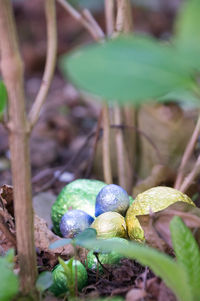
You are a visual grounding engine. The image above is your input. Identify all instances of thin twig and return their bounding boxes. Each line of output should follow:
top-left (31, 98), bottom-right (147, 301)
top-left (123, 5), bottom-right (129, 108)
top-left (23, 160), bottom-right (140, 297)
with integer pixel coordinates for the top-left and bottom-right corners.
top-left (104, 0), bottom-right (115, 36)
top-left (56, 0), bottom-right (104, 41)
top-left (85, 109), bottom-right (103, 178)
top-left (114, 106), bottom-right (130, 190)
top-left (82, 9), bottom-right (105, 39)
top-left (34, 129), bottom-right (96, 193)
top-left (102, 104), bottom-right (113, 184)
top-left (179, 153), bottom-right (200, 193)
top-left (29, 0), bottom-right (57, 130)
top-left (110, 124), bottom-right (162, 164)
top-left (174, 114), bottom-right (200, 190)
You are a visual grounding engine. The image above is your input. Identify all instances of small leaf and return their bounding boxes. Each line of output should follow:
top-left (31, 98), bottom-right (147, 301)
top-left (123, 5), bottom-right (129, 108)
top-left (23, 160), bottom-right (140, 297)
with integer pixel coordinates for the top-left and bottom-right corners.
top-left (63, 35), bottom-right (195, 104)
top-left (81, 238), bottom-right (190, 301)
top-left (170, 216), bottom-right (200, 301)
top-left (75, 228), bottom-right (97, 246)
top-left (49, 238), bottom-right (72, 249)
top-left (36, 271), bottom-right (53, 292)
top-left (0, 81), bottom-right (7, 116)
top-left (0, 251), bottom-right (19, 301)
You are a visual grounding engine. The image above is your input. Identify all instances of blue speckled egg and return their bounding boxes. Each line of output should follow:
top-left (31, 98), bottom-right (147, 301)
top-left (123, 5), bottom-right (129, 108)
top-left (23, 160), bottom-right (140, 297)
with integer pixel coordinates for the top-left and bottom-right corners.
top-left (95, 184), bottom-right (130, 217)
top-left (60, 209), bottom-right (94, 238)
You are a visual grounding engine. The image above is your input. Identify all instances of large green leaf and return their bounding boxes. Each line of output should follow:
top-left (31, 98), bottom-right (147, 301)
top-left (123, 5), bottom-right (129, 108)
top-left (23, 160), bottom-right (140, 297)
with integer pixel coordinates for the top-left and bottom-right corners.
top-left (170, 216), bottom-right (200, 301)
top-left (174, 0), bottom-right (200, 70)
top-left (0, 250), bottom-right (19, 301)
top-left (82, 238), bottom-right (191, 301)
top-left (0, 81), bottom-right (7, 116)
top-left (63, 35), bottom-right (195, 104)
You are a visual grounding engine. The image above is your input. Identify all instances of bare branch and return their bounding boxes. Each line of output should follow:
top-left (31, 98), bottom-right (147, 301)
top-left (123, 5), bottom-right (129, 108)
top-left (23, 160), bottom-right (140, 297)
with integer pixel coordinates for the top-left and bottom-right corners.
top-left (82, 9), bottom-right (105, 39)
top-left (179, 154), bottom-right (200, 193)
top-left (29, 0), bottom-right (57, 130)
top-left (105, 0), bottom-right (115, 36)
top-left (102, 104), bottom-right (113, 184)
top-left (175, 113), bottom-right (200, 190)
top-left (116, 0), bottom-right (133, 33)
top-left (0, 0), bottom-right (37, 294)
top-left (56, 0), bottom-right (104, 41)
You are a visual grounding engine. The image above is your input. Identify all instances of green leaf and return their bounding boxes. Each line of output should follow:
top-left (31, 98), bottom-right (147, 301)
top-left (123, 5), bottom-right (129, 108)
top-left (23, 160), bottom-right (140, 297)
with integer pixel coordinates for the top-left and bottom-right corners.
top-left (174, 0), bottom-right (200, 70)
top-left (49, 238), bottom-right (72, 249)
top-left (75, 228), bottom-right (97, 246)
top-left (0, 81), bottom-right (7, 116)
top-left (63, 35), bottom-right (195, 104)
top-left (0, 251), bottom-right (19, 301)
top-left (36, 271), bottom-right (53, 292)
top-left (82, 238), bottom-right (190, 301)
top-left (170, 216), bottom-right (200, 301)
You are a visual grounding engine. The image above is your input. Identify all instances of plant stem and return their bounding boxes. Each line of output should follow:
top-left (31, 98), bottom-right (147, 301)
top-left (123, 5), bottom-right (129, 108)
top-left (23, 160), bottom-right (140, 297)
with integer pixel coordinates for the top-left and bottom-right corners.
top-left (105, 0), bottom-right (115, 36)
top-left (29, 0), bottom-right (57, 130)
top-left (114, 105), bottom-right (131, 190)
top-left (102, 104), bottom-right (113, 184)
top-left (179, 153), bottom-right (200, 193)
top-left (174, 114), bottom-right (200, 190)
top-left (0, 0), bottom-right (37, 295)
top-left (56, 0), bottom-right (104, 41)
top-left (114, 0), bottom-right (134, 193)
top-left (116, 0), bottom-right (133, 33)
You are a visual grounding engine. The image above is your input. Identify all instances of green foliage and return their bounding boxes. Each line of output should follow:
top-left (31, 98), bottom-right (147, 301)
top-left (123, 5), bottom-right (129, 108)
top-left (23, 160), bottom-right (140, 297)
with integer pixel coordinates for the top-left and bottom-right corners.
top-left (170, 216), bottom-right (200, 301)
top-left (81, 237), bottom-right (190, 301)
top-left (49, 228), bottom-right (97, 249)
top-left (0, 249), bottom-right (19, 301)
top-left (63, 0), bottom-right (200, 105)
top-left (63, 36), bottom-right (195, 104)
top-left (174, 0), bottom-right (200, 70)
top-left (36, 271), bottom-right (53, 292)
top-left (0, 81), bottom-right (7, 117)
top-left (58, 257), bottom-right (75, 297)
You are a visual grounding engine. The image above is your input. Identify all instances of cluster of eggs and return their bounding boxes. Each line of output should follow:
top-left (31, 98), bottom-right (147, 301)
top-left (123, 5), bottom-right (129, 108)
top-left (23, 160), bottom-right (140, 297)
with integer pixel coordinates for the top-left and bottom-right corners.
top-left (51, 179), bottom-right (194, 241)
top-left (50, 179), bottom-right (195, 296)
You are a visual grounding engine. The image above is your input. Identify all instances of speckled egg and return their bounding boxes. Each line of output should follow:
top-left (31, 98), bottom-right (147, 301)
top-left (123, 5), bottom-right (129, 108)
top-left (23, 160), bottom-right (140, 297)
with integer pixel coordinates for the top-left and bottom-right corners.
top-left (49, 259), bottom-right (88, 296)
top-left (51, 179), bottom-right (106, 235)
top-left (95, 184), bottom-right (130, 217)
top-left (60, 209), bottom-right (94, 238)
top-left (91, 212), bottom-right (127, 239)
top-left (86, 237), bottom-right (128, 273)
top-left (126, 186), bottom-right (195, 241)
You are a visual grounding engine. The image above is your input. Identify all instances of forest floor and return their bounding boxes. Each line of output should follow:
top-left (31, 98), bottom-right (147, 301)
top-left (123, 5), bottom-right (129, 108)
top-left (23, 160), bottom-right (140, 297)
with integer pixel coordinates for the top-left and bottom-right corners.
top-left (0, 1), bottom-right (194, 300)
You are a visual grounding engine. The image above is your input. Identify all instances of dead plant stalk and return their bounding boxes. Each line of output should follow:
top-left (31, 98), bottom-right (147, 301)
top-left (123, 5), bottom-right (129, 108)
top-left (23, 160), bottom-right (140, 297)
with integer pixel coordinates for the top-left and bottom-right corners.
top-left (0, 0), bottom-right (57, 296)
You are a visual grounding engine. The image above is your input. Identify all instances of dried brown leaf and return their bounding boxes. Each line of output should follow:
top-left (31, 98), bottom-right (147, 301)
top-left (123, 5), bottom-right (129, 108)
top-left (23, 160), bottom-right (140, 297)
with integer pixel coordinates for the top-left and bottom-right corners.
top-left (126, 288), bottom-right (147, 301)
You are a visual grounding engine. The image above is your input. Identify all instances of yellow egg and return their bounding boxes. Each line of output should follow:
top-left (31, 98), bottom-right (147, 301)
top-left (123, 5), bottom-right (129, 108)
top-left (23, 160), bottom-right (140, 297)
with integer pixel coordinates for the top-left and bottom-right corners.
top-left (126, 186), bottom-right (195, 241)
top-left (91, 212), bottom-right (127, 239)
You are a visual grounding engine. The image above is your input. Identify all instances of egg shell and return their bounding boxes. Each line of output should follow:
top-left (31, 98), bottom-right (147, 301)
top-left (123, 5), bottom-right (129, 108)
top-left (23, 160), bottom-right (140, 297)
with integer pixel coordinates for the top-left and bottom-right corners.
top-left (91, 211), bottom-right (127, 239)
top-left (95, 184), bottom-right (130, 217)
top-left (60, 209), bottom-right (94, 238)
top-left (86, 237), bottom-right (128, 273)
top-left (49, 259), bottom-right (87, 296)
top-left (126, 186), bottom-right (195, 241)
top-left (51, 179), bottom-right (106, 235)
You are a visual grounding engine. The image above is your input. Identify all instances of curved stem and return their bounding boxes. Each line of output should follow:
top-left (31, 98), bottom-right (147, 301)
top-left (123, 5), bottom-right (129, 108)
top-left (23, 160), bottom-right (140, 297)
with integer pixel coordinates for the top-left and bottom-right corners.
top-left (56, 0), bottom-right (104, 41)
top-left (174, 114), bottom-right (200, 190)
top-left (179, 154), bottom-right (200, 193)
top-left (29, 0), bottom-right (57, 130)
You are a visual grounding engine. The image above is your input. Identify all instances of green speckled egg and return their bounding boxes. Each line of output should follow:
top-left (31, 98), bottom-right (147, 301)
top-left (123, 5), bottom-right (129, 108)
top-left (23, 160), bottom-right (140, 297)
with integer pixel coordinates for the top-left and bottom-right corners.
top-left (49, 259), bottom-right (87, 296)
top-left (86, 237), bottom-right (128, 273)
top-left (51, 179), bottom-right (106, 235)
top-left (91, 212), bottom-right (127, 239)
top-left (126, 186), bottom-right (195, 241)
